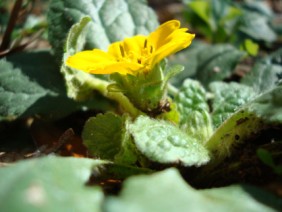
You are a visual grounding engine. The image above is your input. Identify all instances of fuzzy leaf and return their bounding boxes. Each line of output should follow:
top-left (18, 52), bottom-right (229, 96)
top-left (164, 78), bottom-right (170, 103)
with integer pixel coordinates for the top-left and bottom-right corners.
top-left (163, 64), bottom-right (184, 85)
top-left (206, 85), bottom-right (282, 163)
top-left (195, 44), bottom-right (245, 87)
top-left (175, 79), bottom-right (213, 143)
top-left (169, 40), bottom-right (208, 86)
top-left (104, 168), bottom-right (281, 212)
top-left (61, 16), bottom-right (106, 101)
top-left (48, 0), bottom-right (158, 59)
top-left (129, 116), bottom-right (210, 166)
top-left (2, 50), bottom-right (110, 121)
top-left (262, 48), bottom-right (282, 66)
top-left (0, 52), bottom-right (84, 121)
top-left (0, 157), bottom-right (105, 211)
top-left (210, 82), bottom-right (256, 128)
top-left (0, 59), bottom-right (47, 120)
top-left (239, 12), bottom-right (277, 43)
top-left (82, 113), bottom-right (137, 164)
top-left (247, 85), bottom-right (282, 124)
top-left (241, 62), bottom-right (282, 94)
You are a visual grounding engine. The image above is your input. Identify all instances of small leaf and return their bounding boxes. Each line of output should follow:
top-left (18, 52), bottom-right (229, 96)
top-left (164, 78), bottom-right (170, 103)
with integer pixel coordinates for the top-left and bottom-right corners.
top-left (242, 39), bottom-right (259, 56)
top-left (175, 79), bottom-right (213, 144)
top-left (82, 113), bottom-right (137, 165)
top-left (210, 82), bottom-right (256, 128)
top-left (61, 16), bottom-right (107, 101)
top-left (129, 116), bottom-right (210, 167)
top-left (104, 168), bottom-right (281, 212)
top-left (0, 157), bottom-right (105, 211)
top-left (163, 64), bottom-right (184, 86)
top-left (195, 44), bottom-right (245, 87)
top-left (82, 113), bottom-right (123, 160)
top-left (65, 16), bottom-right (91, 54)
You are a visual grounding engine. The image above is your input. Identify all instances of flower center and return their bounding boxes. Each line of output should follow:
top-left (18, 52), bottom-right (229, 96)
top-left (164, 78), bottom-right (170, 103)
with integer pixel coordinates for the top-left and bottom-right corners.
top-left (117, 39), bottom-right (154, 71)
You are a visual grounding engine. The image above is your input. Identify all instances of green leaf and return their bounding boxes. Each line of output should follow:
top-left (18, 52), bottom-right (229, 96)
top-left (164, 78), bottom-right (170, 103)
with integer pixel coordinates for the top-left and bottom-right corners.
top-left (129, 116), bottom-right (210, 166)
top-left (241, 62), bottom-right (282, 94)
top-left (257, 148), bottom-right (275, 167)
top-left (114, 117), bottom-right (139, 165)
top-left (94, 163), bottom-right (153, 181)
top-left (169, 40), bottom-right (208, 86)
top-left (195, 44), bottom-right (245, 87)
top-left (188, 1), bottom-right (210, 27)
top-left (175, 79), bottom-right (213, 144)
top-left (0, 59), bottom-right (46, 120)
top-left (61, 16), bottom-right (105, 101)
top-left (47, 0), bottom-right (158, 59)
top-left (262, 47), bottom-right (282, 66)
top-left (82, 113), bottom-right (123, 160)
top-left (223, 6), bottom-right (242, 22)
top-left (2, 50), bottom-right (109, 121)
top-left (163, 64), bottom-right (184, 86)
top-left (82, 113), bottom-right (137, 165)
top-left (242, 0), bottom-right (273, 17)
top-left (210, 0), bottom-right (232, 27)
top-left (241, 39), bottom-right (259, 56)
top-left (257, 148), bottom-right (282, 176)
top-left (247, 85), bottom-right (282, 124)
top-left (206, 85), bottom-right (282, 164)
top-left (65, 16), bottom-right (91, 55)
top-left (210, 82), bottom-right (256, 128)
top-left (206, 110), bottom-right (264, 164)
top-left (239, 12), bottom-right (277, 43)
top-left (0, 157), bottom-right (105, 211)
top-left (262, 48), bottom-right (282, 65)
top-left (104, 168), bottom-right (281, 211)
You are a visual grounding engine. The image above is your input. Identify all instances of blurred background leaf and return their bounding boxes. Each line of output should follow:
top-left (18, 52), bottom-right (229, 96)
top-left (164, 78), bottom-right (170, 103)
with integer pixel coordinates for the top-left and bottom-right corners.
top-left (47, 0), bottom-right (159, 60)
top-left (0, 157), bottom-right (105, 212)
top-left (104, 168), bottom-right (282, 212)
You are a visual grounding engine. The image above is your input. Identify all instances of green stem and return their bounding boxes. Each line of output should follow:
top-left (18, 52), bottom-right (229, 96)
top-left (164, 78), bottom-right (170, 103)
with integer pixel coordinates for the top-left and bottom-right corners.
top-left (87, 77), bottom-right (142, 118)
top-left (167, 83), bottom-right (179, 96)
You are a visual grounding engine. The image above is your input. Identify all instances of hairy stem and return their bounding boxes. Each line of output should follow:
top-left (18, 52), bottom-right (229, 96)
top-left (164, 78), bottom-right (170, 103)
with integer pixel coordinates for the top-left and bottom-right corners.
top-left (86, 77), bottom-right (142, 118)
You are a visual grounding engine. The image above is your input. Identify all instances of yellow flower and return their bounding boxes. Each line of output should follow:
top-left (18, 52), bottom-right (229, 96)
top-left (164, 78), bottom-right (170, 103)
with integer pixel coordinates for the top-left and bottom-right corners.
top-left (66, 20), bottom-right (195, 75)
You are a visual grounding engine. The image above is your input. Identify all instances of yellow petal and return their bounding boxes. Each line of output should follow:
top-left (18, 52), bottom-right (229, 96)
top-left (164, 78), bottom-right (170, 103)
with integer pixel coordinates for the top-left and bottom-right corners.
top-left (105, 62), bottom-right (143, 75)
top-left (150, 31), bottom-right (195, 67)
top-left (107, 41), bottom-right (123, 59)
top-left (66, 49), bottom-right (117, 74)
top-left (66, 49), bottom-right (143, 75)
top-left (148, 20), bottom-right (180, 50)
top-left (122, 35), bottom-right (146, 55)
top-left (108, 35), bottom-right (146, 60)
